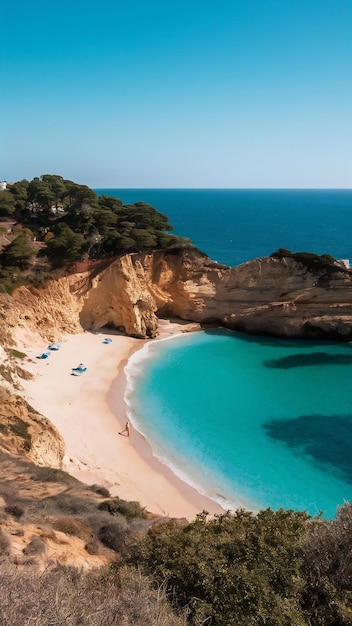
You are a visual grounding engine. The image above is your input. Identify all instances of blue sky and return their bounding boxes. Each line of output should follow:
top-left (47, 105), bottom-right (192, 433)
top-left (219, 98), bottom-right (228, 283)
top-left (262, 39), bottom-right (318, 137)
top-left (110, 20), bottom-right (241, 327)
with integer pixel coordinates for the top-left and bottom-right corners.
top-left (1, 0), bottom-right (351, 188)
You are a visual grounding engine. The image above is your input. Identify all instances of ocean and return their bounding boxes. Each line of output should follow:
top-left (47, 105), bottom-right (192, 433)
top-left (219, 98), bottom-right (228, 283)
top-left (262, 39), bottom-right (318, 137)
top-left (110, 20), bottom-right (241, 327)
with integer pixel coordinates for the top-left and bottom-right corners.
top-left (95, 189), bottom-right (352, 267)
top-left (96, 189), bottom-right (352, 518)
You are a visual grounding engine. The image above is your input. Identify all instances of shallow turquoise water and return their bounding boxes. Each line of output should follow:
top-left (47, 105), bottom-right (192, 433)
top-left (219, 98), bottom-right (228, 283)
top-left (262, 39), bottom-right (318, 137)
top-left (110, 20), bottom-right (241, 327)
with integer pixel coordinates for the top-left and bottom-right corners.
top-left (125, 330), bottom-right (352, 518)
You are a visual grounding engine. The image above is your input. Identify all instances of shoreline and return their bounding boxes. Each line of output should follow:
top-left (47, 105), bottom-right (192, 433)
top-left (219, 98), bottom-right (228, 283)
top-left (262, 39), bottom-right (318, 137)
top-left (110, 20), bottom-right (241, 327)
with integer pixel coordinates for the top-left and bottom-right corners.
top-left (20, 322), bottom-right (227, 519)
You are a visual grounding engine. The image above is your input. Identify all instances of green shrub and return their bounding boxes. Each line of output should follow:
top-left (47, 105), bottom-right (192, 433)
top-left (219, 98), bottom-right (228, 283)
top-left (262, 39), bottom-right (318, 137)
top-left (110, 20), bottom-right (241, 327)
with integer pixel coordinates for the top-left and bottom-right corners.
top-left (128, 508), bottom-right (309, 625)
top-left (1, 234), bottom-right (37, 269)
top-left (99, 518), bottom-right (128, 553)
top-left (98, 497), bottom-right (147, 519)
top-left (271, 249), bottom-right (341, 274)
top-left (301, 503), bottom-right (352, 626)
top-left (9, 349), bottom-right (27, 360)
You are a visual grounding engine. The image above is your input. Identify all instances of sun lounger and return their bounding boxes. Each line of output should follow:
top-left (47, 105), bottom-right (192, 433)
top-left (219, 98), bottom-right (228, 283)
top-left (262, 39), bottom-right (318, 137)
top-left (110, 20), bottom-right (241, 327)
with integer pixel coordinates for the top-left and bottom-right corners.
top-left (71, 364), bottom-right (87, 375)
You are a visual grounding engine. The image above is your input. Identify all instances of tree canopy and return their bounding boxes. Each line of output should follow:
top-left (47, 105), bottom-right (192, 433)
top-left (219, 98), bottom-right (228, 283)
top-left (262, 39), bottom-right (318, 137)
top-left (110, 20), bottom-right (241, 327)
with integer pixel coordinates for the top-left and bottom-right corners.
top-left (0, 174), bottom-right (192, 277)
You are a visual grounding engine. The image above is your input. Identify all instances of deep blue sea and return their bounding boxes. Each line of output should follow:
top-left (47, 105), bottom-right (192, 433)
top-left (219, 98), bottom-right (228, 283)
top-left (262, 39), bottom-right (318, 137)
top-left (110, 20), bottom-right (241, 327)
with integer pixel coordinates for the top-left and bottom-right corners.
top-left (96, 189), bottom-right (352, 518)
top-left (96, 189), bottom-right (352, 267)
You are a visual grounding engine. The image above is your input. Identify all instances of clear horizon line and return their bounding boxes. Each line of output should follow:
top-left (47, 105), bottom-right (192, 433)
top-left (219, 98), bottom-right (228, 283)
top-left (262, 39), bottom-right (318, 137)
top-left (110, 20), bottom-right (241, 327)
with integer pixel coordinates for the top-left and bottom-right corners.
top-left (93, 186), bottom-right (352, 191)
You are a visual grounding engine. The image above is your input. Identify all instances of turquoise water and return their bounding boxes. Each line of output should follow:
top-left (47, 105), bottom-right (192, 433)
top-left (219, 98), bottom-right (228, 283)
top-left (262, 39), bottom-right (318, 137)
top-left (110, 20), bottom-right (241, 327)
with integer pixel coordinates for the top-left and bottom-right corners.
top-left (98, 188), bottom-right (352, 518)
top-left (125, 330), bottom-right (352, 518)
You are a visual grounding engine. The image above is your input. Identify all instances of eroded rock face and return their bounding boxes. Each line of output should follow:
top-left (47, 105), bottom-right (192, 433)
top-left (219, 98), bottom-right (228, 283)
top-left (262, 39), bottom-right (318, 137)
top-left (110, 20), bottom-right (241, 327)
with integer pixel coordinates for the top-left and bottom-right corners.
top-left (0, 387), bottom-right (64, 467)
top-left (1, 248), bottom-right (352, 342)
top-left (79, 255), bottom-right (159, 337)
top-left (78, 248), bottom-right (352, 341)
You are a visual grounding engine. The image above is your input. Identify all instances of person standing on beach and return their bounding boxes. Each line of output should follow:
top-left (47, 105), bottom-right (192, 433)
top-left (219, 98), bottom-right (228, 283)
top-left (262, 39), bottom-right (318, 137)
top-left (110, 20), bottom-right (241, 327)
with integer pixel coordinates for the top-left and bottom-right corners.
top-left (119, 421), bottom-right (130, 437)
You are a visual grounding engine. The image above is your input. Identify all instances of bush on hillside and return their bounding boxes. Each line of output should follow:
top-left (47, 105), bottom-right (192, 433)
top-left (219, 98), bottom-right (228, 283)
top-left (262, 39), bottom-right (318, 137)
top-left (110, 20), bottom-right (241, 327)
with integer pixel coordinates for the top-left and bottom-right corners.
top-left (99, 497), bottom-right (147, 519)
top-left (128, 508), bottom-right (310, 625)
top-left (270, 248), bottom-right (342, 274)
top-left (301, 503), bottom-right (352, 626)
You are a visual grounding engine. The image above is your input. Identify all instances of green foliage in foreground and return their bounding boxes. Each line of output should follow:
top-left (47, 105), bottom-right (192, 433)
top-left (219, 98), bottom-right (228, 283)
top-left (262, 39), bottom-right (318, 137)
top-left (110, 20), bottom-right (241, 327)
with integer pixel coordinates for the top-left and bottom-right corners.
top-left (129, 508), bottom-right (309, 625)
top-left (1, 443), bottom-right (352, 625)
top-left (128, 505), bottom-right (352, 626)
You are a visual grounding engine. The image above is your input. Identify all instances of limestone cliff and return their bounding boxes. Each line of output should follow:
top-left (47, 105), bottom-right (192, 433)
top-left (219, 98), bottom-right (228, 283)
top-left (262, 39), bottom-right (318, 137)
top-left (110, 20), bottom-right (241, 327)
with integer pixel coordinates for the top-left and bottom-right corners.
top-left (78, 247), bottom-right (352, 341)
top-left (1, 247), bottom-right (351, 348)
top-left (1, 247), bottom-right (351, 343)
top-left (0, 318), bottom-right (64, 467)
top-left (0, 387), bottom-right (65, 467)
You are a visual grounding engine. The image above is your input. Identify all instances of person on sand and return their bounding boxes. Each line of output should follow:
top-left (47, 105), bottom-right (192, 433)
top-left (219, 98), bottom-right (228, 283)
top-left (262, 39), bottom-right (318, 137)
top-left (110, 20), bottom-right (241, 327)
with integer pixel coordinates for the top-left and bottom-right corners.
top-left (119, 421), bottom-right (130, 437)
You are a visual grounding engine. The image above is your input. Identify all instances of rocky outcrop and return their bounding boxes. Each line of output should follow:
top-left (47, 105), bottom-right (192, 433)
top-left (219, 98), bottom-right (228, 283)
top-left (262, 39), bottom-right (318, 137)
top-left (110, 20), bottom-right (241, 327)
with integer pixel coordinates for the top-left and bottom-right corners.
top-left (0, 320), bottom-right (64, 467)
top-left (0, 387), bottom-right (64, 467)
top-left (3, 275), bottom-right (85, 346)
top-left (79, 255), bottom-right (159, 337)
top-left (1, 247), bottom-right (352, 343)
top-left (78, 247), bottom-right (352, 341)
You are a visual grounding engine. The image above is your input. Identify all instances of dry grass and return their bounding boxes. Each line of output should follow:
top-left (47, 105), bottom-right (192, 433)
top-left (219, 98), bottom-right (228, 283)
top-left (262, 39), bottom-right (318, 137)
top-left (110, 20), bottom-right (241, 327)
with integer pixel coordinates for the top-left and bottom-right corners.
top-left (0, 449), bottom-right (177, 621)
top-left (0, 529), bottom-right (10, 557)
top-left (51, 516), bottom-right (93, 540)
top-left (0, 450), bottom-right (155, 569)
top-left (0, 563), bottom-right (187, 626)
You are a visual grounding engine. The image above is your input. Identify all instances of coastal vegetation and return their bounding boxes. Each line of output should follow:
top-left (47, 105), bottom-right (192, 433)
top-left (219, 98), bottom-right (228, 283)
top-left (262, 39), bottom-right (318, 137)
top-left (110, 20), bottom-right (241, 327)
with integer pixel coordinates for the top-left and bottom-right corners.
top-left (271, 248), bottom-right (343, 274)
top-left (1, 449), bottom-right (352, 625)
top-left (0, 175), bottom-right (191, 292)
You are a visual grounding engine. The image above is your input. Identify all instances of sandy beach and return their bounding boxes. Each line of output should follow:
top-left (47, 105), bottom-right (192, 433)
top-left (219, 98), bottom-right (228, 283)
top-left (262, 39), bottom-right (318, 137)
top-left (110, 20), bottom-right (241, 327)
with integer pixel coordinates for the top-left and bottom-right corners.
top-left (20, 323), bottom-right (225, 519)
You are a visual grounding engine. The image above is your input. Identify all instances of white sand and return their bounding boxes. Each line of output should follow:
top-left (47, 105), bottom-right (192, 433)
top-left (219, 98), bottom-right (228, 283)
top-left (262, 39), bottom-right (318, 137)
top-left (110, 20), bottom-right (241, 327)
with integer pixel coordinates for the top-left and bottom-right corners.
top-left (21, 327), bottom-right (225, 519)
